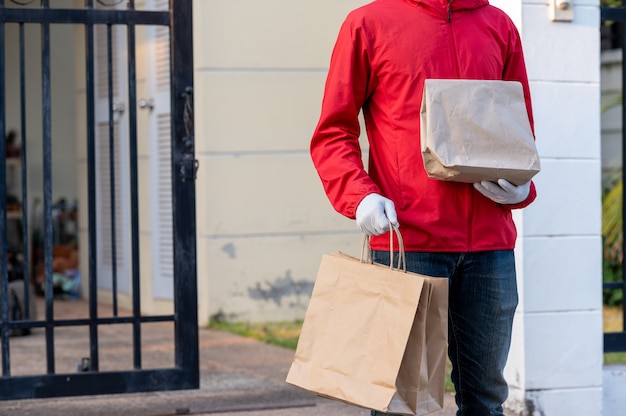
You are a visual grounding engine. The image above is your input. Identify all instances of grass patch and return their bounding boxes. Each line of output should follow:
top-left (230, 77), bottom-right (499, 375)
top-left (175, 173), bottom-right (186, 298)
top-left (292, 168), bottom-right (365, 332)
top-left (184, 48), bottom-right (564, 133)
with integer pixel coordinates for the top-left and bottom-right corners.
top-left (208, 317), bottom-right (457, 393)
top-left (604, 352), bottom-right (626, 364)
top-left (207, 319), bottom-right (302, 350)
top-left (604, 305), bottom-right (626, 364)
top-left (604, 305), bottom-right (623, 332)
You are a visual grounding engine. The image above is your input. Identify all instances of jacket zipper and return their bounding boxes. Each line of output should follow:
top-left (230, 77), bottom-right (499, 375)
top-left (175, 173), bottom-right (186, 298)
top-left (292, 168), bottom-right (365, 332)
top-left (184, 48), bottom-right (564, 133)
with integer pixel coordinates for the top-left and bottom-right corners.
top-left (446, 1), bottom-right (460, 75)
top-left (446, 0), bottom-right (472, 248)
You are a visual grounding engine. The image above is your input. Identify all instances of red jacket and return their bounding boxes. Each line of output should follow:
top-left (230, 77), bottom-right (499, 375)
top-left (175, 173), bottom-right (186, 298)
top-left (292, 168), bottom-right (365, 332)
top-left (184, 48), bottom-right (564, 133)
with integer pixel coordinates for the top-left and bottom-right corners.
top-left (310, 0), bottom-right (537, 252)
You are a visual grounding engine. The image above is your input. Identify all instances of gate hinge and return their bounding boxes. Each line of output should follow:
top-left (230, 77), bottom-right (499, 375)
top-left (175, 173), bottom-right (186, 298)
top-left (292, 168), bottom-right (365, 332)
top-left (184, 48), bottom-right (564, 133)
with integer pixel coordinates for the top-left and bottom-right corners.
top-left (180, 156), bottom-right (199, 182)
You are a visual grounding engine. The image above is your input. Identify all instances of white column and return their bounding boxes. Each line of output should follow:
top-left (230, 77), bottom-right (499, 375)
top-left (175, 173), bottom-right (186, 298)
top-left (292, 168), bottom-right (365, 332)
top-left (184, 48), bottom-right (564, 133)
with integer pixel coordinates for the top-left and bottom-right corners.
top-left (492, 1), bottom-right (604, 415)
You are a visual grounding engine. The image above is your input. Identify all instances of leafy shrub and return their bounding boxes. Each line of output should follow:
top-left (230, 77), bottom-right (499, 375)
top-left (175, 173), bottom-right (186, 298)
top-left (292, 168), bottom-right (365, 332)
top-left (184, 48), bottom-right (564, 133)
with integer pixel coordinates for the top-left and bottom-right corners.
top-left (603, 175), bottom-right (624, 306)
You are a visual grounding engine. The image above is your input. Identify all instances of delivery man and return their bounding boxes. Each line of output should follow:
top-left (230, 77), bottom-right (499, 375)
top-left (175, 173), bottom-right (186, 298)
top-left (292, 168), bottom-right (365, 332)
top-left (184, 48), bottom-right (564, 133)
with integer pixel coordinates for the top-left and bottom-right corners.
top-left (309, 0), bottom-right (537, 415)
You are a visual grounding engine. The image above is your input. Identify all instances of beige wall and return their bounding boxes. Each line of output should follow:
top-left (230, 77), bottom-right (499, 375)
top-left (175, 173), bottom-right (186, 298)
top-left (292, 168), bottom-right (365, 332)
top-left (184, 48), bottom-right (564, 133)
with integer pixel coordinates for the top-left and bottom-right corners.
top-left (193, 0), bottom-right (370, 324)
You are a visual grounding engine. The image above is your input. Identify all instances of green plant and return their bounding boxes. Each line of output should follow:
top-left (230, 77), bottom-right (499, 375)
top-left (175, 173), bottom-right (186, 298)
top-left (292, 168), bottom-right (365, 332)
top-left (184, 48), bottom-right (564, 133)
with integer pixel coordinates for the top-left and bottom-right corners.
top-left (603, 175), bottom-right (622, 263)
top-left (603, 174), bottom-right (624, 305)
top-left (601, 86), bottom-right (624, 305)
top-left (207, 318), bottom-right (303, 350)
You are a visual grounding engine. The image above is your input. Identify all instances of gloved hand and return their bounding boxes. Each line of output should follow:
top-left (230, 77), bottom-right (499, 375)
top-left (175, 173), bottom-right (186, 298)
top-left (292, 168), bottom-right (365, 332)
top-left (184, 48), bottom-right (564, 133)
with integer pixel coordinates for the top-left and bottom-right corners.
top-left (355, 193), bottom-right (399, 236)
top-left (473, 179), bottom-right (531, 205)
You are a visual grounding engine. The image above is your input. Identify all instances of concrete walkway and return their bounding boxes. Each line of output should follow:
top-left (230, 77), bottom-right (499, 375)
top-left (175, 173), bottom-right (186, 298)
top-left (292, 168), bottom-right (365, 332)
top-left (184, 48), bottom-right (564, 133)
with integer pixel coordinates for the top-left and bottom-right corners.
top-left (0, 299), bottom-right (510, 416)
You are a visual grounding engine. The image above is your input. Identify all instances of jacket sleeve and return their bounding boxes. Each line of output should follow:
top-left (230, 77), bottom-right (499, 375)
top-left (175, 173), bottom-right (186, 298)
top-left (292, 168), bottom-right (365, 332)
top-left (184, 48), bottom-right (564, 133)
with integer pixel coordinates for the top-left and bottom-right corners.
top-left (310, 17), bottom-right (380, 219)
top-left (502, 23), bottom-right (537, 210)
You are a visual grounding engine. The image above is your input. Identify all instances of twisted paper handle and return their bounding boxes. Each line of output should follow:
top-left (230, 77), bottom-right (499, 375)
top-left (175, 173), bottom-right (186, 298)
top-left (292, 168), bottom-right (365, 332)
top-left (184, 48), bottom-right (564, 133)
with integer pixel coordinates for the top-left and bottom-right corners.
top-left (361, 223), bottom-right (406, 272)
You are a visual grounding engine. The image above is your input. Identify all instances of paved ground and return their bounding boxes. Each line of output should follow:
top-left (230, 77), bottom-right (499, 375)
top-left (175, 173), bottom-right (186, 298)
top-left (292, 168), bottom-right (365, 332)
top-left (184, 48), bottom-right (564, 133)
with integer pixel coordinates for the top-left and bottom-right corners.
top-left (0, 299), bottom-right (512, 416)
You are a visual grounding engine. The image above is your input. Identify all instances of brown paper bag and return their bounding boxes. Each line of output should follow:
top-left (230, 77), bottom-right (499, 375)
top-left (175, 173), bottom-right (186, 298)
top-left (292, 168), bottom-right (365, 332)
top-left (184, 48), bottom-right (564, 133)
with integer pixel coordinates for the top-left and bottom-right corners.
top-left (420, 79), bottom-right (540, 185)
top-left (286, 231), bottom-right (448, 415)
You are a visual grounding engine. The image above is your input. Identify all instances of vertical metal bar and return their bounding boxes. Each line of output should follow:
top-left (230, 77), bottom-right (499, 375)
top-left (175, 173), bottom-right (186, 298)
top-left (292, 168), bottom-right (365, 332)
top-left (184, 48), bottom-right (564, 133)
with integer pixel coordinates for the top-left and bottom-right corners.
top-left (126, 15), bottom-right (142, 370)
top-left (170, 0), bottom-right (199, 385)
top-left (602, 8), bottom-right (626, 353)
top-left (621, 19), bottom-right (626, 335)
top-left (107, 23), bottom-right (119, 317)
top-left (41, 0), bottom-right (55, 375)
top-left (19, 22), bottom-right (30, 319)
top-left (621, 19), bottom-right (626, 334)
top-left (0, 0), bottom-right (11, 378)
top-left (86, 0), bottom-right (100, 371)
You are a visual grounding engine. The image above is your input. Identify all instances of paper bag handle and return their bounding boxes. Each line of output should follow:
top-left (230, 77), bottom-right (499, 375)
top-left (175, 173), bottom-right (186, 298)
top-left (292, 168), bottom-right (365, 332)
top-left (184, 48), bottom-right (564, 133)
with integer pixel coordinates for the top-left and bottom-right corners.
top-left (361, 223), bottom-right (406, 272)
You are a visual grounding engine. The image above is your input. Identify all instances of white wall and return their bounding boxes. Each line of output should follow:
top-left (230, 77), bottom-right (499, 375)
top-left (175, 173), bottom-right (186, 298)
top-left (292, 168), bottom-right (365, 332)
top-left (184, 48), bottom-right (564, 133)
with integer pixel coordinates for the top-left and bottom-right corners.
top-left (491, 1), bottom-right (604, 414)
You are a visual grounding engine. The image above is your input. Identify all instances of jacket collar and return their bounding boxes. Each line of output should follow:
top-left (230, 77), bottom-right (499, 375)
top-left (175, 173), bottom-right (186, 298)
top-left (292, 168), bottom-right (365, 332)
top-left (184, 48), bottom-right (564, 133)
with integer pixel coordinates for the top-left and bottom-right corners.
top-left (412, 0), bottom-right (489, 12)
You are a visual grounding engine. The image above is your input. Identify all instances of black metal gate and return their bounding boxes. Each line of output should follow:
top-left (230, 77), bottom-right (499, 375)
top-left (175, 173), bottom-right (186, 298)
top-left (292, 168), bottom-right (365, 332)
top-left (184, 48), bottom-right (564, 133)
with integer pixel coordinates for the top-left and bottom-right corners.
top-left (602, 5), bottom-right (626, 353)
top-left (0, 0), bottom-right (198, 399)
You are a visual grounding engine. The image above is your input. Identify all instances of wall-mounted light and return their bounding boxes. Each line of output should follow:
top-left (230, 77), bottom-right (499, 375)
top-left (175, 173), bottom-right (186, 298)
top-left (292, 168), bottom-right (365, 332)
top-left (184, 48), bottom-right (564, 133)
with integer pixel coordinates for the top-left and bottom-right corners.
top-left (549, 0), bottom-right (574, 22)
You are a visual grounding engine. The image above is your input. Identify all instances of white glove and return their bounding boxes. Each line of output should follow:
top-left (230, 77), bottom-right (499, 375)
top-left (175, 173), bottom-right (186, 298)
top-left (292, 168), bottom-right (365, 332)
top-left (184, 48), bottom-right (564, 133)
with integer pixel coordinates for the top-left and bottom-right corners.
top-left (355, 193), bottom-right (399, 236)
top-left (473, 179), bottom-right (531, 205)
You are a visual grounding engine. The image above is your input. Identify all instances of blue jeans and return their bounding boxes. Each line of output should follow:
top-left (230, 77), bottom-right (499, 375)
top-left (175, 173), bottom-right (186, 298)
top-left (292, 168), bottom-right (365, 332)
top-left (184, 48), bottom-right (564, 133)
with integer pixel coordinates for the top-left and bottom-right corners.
top-left (369, 250), bottom-right (518, 416)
